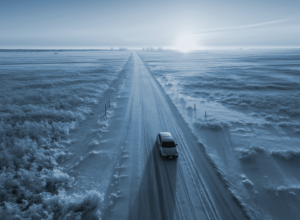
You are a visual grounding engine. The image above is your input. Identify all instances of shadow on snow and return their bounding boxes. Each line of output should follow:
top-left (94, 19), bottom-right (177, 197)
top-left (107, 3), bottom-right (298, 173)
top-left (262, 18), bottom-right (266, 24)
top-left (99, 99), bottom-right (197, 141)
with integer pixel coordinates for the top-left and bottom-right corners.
top-left (127, 144), bottom-right (178, 220)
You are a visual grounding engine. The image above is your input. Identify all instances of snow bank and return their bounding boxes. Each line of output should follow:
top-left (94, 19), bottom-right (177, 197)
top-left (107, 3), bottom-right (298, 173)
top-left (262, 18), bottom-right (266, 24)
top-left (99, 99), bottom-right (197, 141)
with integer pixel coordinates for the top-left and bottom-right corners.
top-left (194, 118), bottom-right (229, 131)
top-left (271, 150), bottom-right (300, 160)
top-left (0, 51), bottom-right (130, 219)
top-left (266, 185), bottom-right (300, 197)
top-left (239, 146), bottom-right (264, 161)
top-left (197, 140), bottom-right (252, 219)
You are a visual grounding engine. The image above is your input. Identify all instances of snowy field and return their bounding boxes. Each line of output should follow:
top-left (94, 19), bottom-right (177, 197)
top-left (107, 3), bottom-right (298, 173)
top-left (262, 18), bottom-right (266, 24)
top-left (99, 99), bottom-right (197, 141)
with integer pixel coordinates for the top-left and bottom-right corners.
top-left (1, 49), bottom-right (300, 220)
top-left (138, 49), bottom-right (300, 220)
top-left (0, 51), bottom-right (130, 219)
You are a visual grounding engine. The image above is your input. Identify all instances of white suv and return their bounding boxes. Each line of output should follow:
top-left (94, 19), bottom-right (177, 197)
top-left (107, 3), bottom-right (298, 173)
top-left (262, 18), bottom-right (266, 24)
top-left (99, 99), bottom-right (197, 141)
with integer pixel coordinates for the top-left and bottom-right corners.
top-left (156, 132), bottom-right (179, 159)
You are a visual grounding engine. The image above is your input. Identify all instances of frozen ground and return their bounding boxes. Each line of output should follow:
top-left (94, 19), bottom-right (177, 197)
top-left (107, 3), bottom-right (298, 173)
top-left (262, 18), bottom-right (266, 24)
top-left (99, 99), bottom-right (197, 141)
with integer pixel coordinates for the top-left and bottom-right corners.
top-left (2, 49), bottom-right (299, 220)
top-left (138, 49), bottom-right (300, 220)
top-left (0, 50), bottom-right (130, 219)
top-left (1, 50), bottom-right (248, 220)
top-left (98, 52), bottom-right (246, 220)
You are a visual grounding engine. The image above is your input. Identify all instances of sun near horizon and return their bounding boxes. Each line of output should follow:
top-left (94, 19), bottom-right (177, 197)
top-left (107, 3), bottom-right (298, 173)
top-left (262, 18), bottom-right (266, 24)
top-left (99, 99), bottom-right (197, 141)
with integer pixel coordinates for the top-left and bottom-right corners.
top-left (173, 33), bottom-right (200, 53)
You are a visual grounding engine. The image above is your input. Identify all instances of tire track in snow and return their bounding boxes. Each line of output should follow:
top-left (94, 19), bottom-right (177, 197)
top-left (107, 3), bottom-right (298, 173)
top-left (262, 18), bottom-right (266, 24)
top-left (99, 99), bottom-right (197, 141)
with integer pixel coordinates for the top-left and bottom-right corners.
top-left (138, 52), bottom-right (247, 220)
top-left (103, 52), bottom-right (247, 220)
top-left (136, 52), bottom-right (220, 219)
top-left (135, 52), bottom-right (246, 220)
top-left (137, 60), bottom-right (198, 220)
top-left (101, 55), bottom-right (139, 219)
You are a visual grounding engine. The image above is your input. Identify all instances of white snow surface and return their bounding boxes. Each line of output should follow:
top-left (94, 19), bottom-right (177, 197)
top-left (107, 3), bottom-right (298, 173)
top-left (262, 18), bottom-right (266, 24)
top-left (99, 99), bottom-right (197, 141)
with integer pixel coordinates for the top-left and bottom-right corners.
top-left (99, 52), bottom-right (246, 220)
top-left (138, 49), bottom-right (300, 220)
top-left (0, 50), bottom-right (130, 219)
top-left (38, 51), bottom-right (247, 220)
top-left (2, 49), bottom-right (300, 220)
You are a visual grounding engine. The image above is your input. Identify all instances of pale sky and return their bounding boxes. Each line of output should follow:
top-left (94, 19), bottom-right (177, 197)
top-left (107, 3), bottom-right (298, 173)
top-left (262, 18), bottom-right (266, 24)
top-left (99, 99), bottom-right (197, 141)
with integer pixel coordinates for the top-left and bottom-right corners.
top-left (0, 0), bottom-right (299, 49)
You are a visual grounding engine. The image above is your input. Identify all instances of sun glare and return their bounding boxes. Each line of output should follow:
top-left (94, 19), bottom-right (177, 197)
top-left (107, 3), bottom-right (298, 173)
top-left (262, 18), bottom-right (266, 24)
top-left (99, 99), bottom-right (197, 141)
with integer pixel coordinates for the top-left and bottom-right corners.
top-left (174, 34), bottom-right (199, 53)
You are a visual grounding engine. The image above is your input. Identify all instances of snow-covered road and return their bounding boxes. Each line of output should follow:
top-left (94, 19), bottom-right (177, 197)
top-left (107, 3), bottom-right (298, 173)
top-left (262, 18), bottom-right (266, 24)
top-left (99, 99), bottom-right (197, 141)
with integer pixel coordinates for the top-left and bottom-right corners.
top-left (102, 52), bottom-right (247, 220)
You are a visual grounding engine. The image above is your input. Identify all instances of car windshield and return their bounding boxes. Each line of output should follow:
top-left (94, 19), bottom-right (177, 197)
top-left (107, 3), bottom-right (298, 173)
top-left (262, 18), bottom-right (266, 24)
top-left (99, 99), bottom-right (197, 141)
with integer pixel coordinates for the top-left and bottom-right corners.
top-left (162, 141), bottom-right (176, 148)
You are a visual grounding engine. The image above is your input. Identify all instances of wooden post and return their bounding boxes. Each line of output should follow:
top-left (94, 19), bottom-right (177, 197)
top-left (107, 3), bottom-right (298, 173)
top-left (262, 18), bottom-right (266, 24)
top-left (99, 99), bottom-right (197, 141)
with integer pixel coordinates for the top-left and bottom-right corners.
top-left (194, 104), bottom-right (196, 109)
top-left (205, 111), bottom-right (206, 117)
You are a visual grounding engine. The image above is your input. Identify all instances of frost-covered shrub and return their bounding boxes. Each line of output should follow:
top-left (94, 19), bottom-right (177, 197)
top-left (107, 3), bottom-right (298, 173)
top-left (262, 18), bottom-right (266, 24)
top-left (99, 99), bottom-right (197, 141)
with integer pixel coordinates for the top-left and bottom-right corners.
top-left (265, 115), bottom-right (289, 121)
top-left (294, 128), bottom-right (300, 133)
top-left (239, 149), bottom-right (257, 161)
top-left (186, 73), bottom-right (300, 91)
top-left (265, 185), bottom-right (300, 196)
top-left (276, 122), bottom-right (300, 133)
top-left (0, 51), bottom-right (130, 219)
top-left (240, 174), bottom-right (253, 187)
top-left (239, 146), bottom-right (264, 161)
top-left (239, 103), bottom-right (248, 108)
top-left (1, 190), bottom-right (103, 220)
top-left (216, 93), bottom-right (300, 116)
top-left (194, 118), bottom-right (229, 131)
top-left (193, 90), bottom-right (300, 119)
top-left (277, 122), bottom-right (292, 127)
top-left (271, 150), bottom-right (300, 160)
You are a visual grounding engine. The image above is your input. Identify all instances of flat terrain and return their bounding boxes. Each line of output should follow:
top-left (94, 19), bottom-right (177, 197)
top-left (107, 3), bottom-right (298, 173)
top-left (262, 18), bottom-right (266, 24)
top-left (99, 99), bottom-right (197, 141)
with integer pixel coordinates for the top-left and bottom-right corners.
top-left (99, 52), bottom-right (246, 220)
top-left (138, 50), bottom-right (300, 220)
top-left (7, 50), bottom-right (299, 219)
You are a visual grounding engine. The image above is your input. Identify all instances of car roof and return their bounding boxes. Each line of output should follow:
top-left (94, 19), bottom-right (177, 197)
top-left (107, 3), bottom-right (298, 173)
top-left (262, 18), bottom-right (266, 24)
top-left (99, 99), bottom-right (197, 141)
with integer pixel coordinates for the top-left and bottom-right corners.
top-left (159, 132), bottom-right (174, 142)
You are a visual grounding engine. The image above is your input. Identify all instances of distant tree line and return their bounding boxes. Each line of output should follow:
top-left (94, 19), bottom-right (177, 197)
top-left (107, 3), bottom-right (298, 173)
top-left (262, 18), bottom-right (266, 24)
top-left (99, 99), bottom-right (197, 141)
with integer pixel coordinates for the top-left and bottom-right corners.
top-left (142, 47), bottom-right (164, 52)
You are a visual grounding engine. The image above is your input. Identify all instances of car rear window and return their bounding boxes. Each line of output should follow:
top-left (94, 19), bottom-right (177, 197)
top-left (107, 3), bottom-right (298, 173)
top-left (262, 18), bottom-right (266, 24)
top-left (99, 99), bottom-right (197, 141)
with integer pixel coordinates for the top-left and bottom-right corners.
top-left (162, 141), bottom-right (176, 148)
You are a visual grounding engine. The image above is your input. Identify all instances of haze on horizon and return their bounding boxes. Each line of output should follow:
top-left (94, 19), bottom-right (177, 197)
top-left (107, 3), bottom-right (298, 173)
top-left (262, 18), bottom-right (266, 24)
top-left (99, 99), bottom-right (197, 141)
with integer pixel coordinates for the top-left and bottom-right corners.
top-left (0, 0), bottom-right (299, 50)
